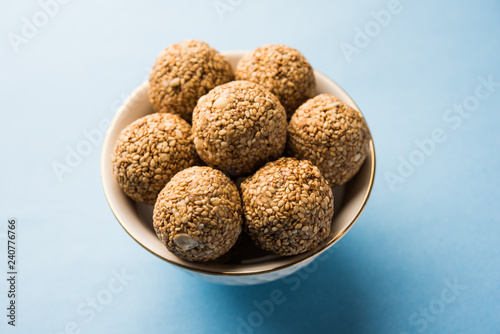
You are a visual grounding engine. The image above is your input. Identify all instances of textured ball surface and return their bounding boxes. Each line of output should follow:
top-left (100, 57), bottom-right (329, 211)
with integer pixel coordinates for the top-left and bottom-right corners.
top-left (287, 94), bottom-right (371, 188)
top-left (148, 40), bottom-right (234, 122)
top-left (112, 113), bottom-right (198, 205)
top-left (235, 44), bottom-right (315, 116)
top-left (153, 166), bottom-right (243, 262)
top-left (192, 80), bottom-right (287, 176)
top-left (241, 157), bottom-right (334, 256)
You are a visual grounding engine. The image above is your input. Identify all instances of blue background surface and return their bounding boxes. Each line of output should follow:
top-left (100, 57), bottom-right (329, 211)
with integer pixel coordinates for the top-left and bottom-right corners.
top-left (1, 0), bottom-right (499, 333)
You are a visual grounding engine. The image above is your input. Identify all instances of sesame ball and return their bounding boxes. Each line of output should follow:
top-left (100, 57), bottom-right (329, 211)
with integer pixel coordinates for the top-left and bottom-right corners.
top-left (192, 80), bottom-right (287, 176)
top-left (235, 44), bottom-right (315, 116)
top-left (287, 94), bottom-right (371, 188)
top-left (148, 40), bottom-right (234, 122)
top-left (153, 166), bottom-right (243, 262)
top-left (241, 157), bottom-right (334, 256)
top-left (112, 113), bottom-right (199, 205)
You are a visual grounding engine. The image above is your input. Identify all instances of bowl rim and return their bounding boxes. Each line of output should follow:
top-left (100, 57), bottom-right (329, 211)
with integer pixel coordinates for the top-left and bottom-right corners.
top-left (101, 50), bottom-right (376, 277)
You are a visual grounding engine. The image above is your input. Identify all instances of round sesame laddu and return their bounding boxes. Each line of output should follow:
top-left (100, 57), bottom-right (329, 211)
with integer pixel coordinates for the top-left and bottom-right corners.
top-left (153, 166), bottom-right (243, 262)
top-left (112, 113), bottom-right (199, 205)
top-left (192, 80), bottom-right (287, 176)
top-left (149, 40), bottom-right (234, 122)
top-left (236, 44), bottom-right (315, 116)
top-left (241, 157), bottom-right (334, 256)
top-left (287, 94), bottom-right (371, 188)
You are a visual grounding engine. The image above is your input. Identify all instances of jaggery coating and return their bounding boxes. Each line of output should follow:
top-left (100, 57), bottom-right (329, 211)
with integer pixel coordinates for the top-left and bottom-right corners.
top-left (148, 40), bottom-right (234, 122)
top-left (235, 44), bottom-right (315, 116)
top-left (112, 113), bottom-right (198, 205)
top-left (241, 158), bottom-right (334, 256)
top-left (153, 166), bottom-right (243, 262)
top-left (192, 80), bottom-right (287, 176)
top-left (287, 94), bottom-right (371, 188)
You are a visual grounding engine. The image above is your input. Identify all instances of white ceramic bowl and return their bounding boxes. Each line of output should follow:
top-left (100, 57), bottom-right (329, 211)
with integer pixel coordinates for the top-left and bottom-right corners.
top-left (101, 51), bottom-right (376, 285)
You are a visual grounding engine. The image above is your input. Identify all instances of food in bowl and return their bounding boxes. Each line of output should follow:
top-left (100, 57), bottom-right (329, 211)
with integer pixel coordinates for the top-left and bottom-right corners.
top-left (287, 94), bottom-right (371, 187)
top-left (192, 80), bottom-right (287, 176)
top-left (111, 113), bottom-right (199, 205)
top-left (235, 44), bottom-right (315, 116)
top-left (148, 40), bottom-right (234, 122)
top-left (109, 40), bottom-right (372, 264)
top-left (241, 157), bottom-right (334, 256)
top-left (153, 166), bottom-right (243, 262)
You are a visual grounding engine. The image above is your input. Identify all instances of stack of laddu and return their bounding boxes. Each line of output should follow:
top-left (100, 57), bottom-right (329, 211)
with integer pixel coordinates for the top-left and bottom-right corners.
top-left (111, 40), bottom-right (371, 262)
